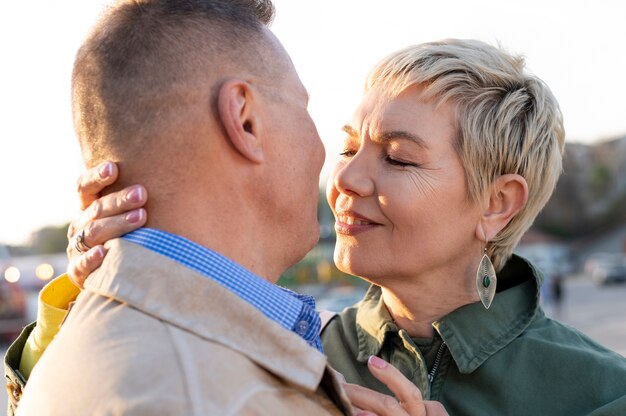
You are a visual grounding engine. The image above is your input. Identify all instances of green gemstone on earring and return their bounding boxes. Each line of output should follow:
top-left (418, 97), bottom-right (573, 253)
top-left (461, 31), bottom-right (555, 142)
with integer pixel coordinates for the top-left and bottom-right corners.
top-left (483, 275), bottom-right (491, 288)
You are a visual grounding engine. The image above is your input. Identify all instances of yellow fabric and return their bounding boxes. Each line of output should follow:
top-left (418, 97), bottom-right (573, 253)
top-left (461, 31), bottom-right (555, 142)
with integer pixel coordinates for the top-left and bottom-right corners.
top-left (18, 274), bottom-right (80, 379)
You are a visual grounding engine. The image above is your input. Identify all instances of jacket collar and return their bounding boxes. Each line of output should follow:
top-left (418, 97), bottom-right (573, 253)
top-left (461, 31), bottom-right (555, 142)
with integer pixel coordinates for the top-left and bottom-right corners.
top-left (355, 254), bottom-right (543, 373)
top-left (85, 238), bottom-right (329, 393)
top-left (354, 286), bottom-right (399, 362)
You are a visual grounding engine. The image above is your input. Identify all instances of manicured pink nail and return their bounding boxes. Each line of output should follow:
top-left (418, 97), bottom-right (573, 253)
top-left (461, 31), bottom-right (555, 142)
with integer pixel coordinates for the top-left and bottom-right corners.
top-left (125, 209), bottom-right (144, 223)
top-left (99, 163), bottom-right (113, 179)
top-left (126, 186), bottom-right (143, 203)
top-left (368, 355), bottom-right (388, 369)
top-left (89, 246), bottom-right (105, 260)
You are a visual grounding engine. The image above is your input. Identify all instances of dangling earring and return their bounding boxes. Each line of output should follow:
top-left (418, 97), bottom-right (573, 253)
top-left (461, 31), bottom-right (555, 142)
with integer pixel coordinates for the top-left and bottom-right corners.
top-left (476, 245), bottom-right (497, 309)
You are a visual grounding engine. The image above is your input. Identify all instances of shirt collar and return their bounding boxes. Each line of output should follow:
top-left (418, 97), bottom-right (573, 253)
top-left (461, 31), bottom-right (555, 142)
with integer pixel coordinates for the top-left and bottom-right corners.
top-left (122, 228), bottom-right (322, 351)
top-left (85, 238), bottom-right (331, 393)
top-left (355, 254), bottom-right (543, 372)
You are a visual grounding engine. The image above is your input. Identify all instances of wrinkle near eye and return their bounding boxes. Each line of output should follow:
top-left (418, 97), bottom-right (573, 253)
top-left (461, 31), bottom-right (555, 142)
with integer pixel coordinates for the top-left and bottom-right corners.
top-left (406, 168), bottom-right (439, 197)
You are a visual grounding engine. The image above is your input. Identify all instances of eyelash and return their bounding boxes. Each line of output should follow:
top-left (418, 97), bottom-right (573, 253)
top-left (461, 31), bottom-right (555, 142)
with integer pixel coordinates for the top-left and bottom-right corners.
top-left (339, 150), bottom-right (416, 168)
top-left (385, 156), bottom-right (414, 167)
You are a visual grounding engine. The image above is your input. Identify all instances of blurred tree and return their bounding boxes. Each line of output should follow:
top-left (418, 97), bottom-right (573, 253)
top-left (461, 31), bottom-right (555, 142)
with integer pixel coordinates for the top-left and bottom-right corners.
top-left (588, 164), bottom-right (612, 198)
top-left (535, 137), bottom-right (626, 238)
top-left (29, 223), bottom-right (70, 254)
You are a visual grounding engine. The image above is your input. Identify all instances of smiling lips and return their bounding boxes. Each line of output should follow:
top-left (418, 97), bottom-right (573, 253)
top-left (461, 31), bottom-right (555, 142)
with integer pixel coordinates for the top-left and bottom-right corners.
top-left (335, 211), bottom-right (382, 235)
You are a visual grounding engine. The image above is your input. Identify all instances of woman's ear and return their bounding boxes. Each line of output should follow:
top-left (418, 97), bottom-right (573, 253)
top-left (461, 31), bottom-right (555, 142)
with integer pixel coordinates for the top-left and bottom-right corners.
top-left (477, 174), bottom-right (528, 242)
top-left (217, 79), bottom-right (264, 163)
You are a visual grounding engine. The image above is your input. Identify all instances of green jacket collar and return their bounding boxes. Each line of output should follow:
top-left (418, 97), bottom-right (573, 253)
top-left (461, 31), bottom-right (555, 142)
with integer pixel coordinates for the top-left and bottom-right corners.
top-left (355, 254), bottom-right (544, 373)
top-left (354, 285), bottom-right (398, 362)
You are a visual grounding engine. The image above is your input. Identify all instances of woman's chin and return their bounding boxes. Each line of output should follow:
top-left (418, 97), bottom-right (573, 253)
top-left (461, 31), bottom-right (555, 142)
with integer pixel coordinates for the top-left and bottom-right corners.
top-left (334, 253), bottom-right (379, 283)
top-left (334, 254), bottom-right (358, 276)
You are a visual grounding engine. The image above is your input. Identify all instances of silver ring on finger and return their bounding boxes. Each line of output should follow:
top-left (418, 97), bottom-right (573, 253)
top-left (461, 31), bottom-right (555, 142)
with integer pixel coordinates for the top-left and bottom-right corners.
top-left (73, 229), bottom-right (92, 254)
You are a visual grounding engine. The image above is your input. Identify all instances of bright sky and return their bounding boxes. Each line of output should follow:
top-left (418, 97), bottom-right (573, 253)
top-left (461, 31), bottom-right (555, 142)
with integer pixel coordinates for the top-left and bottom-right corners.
top-left (1, 0), bottom-right (625, 245)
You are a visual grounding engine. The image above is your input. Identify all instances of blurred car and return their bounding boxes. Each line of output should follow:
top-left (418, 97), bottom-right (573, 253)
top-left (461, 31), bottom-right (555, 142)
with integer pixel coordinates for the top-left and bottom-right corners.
top-left (0, 274), bottom-right (27, 344)
top-left (1, 247), bottom-right (55, 344)
top-left (584, 253), bottom-right (626, 285)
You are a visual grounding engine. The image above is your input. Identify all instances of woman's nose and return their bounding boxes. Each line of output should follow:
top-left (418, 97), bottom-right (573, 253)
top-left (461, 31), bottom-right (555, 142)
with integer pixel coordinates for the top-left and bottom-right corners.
top-left (333, 152), bottom-right (375, 198)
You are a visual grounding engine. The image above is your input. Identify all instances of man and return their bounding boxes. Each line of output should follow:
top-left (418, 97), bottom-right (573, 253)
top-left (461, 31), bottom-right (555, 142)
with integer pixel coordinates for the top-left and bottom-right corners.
top-left (8, 1), bottom-right (450, 415)
top-left (14, 0), bottom-right (350, 413)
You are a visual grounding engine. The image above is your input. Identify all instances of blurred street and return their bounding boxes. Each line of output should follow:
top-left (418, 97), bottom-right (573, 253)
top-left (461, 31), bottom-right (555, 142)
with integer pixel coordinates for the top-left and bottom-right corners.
top-left (543, 275), bottom-right (626, 356)
top-left (1, 275), bottom-right (625, 412)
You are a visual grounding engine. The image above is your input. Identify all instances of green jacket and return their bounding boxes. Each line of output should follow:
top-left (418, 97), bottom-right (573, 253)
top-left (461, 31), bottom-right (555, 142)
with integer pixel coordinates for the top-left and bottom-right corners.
top-left (4, 323), bottom-right (33, 415)
top-left (321, 255), bottom-right (626, 416)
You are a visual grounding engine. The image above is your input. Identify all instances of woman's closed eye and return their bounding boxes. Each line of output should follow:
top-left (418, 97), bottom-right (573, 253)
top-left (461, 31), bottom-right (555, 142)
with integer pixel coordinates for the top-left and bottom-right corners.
top-left (385, 154), bottom-right (418, 168)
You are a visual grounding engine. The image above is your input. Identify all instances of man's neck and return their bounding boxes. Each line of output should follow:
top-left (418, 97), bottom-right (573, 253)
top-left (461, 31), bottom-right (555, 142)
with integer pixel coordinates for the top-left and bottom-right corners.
top-left (143, 201), bottom-right (283, 283)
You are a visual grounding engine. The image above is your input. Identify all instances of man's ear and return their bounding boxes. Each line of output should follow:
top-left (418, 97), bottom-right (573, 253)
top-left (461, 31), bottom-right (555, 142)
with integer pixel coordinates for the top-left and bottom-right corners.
top-left (476, 174), bottom-right (528, 242)
top-left (217, 79), bottom-right (264, 163)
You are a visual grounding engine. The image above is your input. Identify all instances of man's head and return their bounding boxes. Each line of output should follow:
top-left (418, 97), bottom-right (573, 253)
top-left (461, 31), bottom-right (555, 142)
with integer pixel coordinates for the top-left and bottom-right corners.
top-left (72, 0), bottom-right (325, 280)
top-left (72, 0), bottom-right (276, 165)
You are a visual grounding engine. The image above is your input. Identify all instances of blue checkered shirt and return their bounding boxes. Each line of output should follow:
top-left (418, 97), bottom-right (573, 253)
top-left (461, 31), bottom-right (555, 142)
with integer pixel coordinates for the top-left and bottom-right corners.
top-left (122, 228), bottom-right (323, 352)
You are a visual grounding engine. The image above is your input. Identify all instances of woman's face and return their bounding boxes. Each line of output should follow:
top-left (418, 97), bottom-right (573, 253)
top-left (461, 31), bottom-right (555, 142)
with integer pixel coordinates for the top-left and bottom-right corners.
top-left (327, 85), bottom-right (483, 284)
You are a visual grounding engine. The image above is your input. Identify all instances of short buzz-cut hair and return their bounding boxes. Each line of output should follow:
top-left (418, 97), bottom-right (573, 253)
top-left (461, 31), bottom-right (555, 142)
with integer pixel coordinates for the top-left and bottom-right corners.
top-left (366, 39), bottom-right (565, 271)
top-left (72, 0), bottom-right (275, 167)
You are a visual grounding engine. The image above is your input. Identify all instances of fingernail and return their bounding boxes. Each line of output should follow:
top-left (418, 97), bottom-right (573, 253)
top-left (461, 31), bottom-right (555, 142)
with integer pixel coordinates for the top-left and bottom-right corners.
top-left (125, 208), bottom-right (144, 223)
top-left (89, 246), bottom-right (105, 260)
top-left (336, 372), bottom-right (346, 384)
top-left (368, 355), bottom-right (387, 369)
top-left (126, 186), bottom-right (143, 203)
top-left (99, 163), bottom-right (113, 179)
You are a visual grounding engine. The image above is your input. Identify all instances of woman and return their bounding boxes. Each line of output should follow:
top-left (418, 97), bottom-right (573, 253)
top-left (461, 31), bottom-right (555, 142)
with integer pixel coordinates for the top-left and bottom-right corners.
top-left (8, 39), bottom-right (626, 415)
top-left (319, 40), bottom-right (626, 414)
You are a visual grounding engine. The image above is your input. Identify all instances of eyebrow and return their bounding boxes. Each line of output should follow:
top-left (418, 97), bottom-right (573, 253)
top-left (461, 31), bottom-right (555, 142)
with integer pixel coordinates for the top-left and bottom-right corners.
top-left (341, 124), bottom-right (428, 149)
top-left (342, 125), bottom-right (358, 137)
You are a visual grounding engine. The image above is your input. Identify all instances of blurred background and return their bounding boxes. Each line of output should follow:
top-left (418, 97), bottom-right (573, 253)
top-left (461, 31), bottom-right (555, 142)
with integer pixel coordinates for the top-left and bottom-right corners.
top-left (1, 4), bottom-right (625, 410)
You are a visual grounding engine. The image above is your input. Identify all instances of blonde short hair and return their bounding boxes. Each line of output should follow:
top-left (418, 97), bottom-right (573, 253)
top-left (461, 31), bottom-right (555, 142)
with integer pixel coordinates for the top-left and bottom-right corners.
top-left (366, 39), bottom-right (565, 270)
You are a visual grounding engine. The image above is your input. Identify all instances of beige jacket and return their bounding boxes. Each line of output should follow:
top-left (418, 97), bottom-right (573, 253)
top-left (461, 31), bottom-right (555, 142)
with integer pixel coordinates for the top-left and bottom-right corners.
top-left (17, 239), bottom-right (352, 415)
